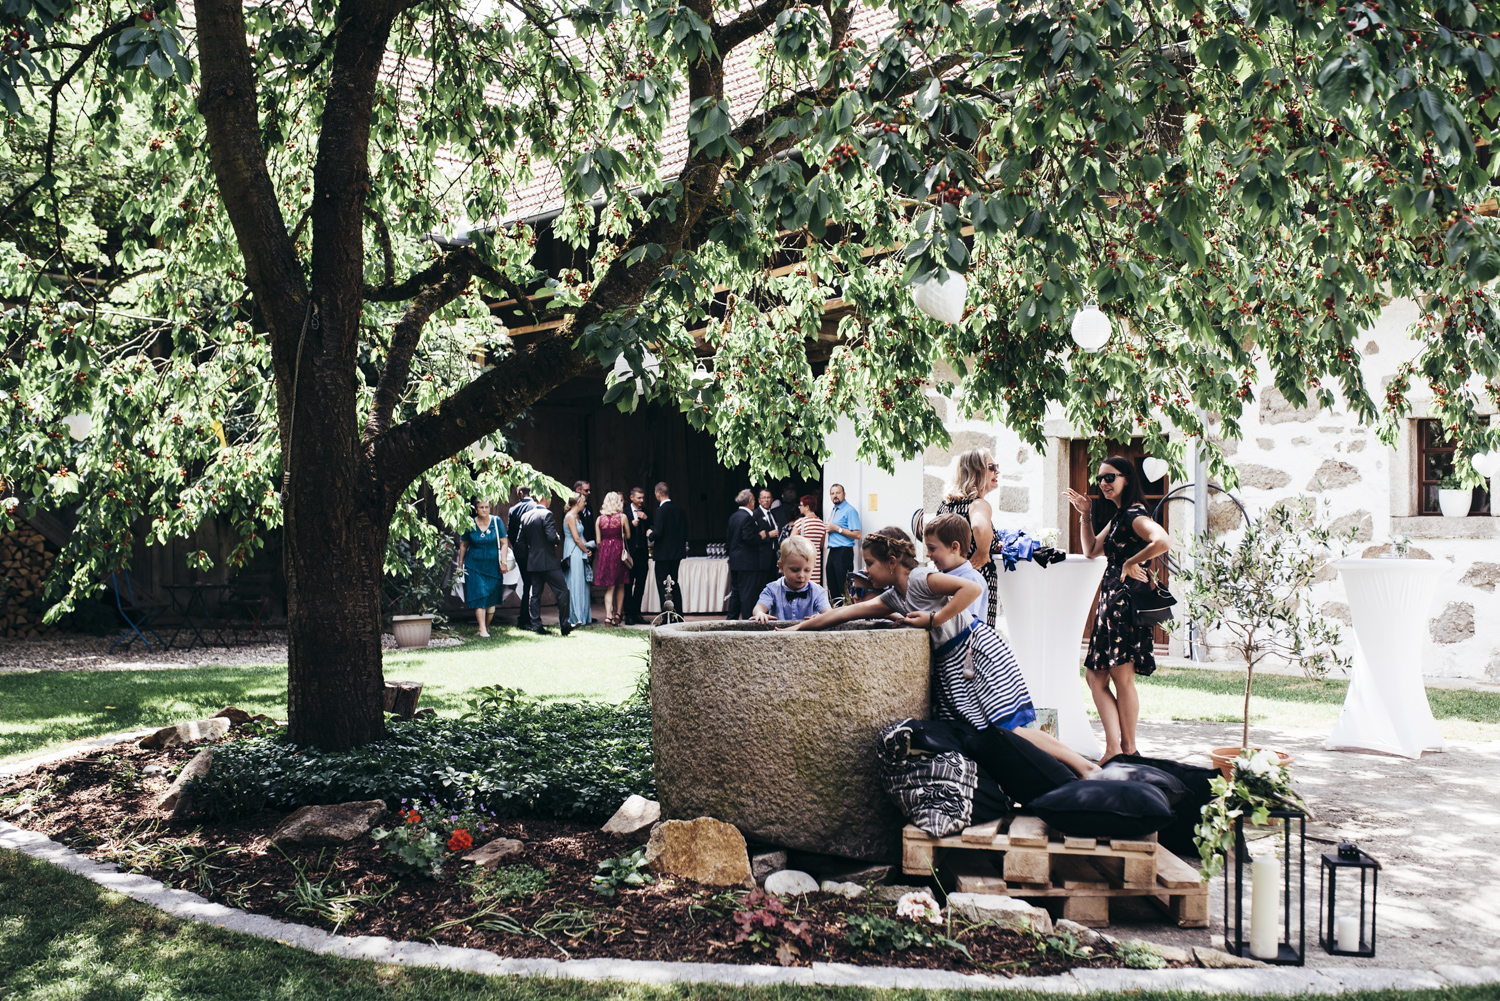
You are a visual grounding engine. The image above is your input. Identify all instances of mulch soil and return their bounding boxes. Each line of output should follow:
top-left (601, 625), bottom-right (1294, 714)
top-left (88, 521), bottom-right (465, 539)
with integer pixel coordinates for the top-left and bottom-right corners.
top-left (1, 735), bottom-right (1169, 976)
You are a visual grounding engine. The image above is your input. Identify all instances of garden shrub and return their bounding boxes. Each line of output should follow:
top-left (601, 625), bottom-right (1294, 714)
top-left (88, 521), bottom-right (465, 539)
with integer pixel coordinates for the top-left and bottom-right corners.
top-left (189, 688), bottom-right (653, 823)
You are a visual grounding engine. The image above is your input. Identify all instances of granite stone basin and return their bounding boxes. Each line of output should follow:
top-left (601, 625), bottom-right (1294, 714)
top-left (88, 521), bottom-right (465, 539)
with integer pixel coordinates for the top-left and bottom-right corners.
top-left (649, 620), bottom-right (931, 862)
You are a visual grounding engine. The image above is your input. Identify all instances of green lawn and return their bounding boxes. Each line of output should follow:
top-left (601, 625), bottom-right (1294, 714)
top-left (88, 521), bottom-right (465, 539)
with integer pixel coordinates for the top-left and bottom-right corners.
top-left (0, 625), bottom-right (648, 761)
top-left (1130, 666), bottom-right (1500, 742)
top-left (0, 848), bottom-right (1485, 1001)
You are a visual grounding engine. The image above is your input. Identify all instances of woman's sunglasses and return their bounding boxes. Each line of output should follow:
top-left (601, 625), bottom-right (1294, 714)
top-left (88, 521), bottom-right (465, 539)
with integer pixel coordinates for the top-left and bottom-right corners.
top-left (1096, 472), bottom-right (1121, 484)
top-left (987, 463), bottom-right (999, 472)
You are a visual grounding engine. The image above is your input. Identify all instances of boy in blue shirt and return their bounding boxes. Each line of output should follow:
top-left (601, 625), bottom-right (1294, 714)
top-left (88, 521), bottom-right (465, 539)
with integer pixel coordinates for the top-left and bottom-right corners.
top-left (924, 512), bottom-right (990, 624)
top-left (753, 536), bottom-right (831, 622)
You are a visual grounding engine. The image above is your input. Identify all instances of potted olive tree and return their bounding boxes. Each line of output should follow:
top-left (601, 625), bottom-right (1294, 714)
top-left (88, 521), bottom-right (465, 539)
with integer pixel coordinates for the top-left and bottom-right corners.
top-left (1174, 499), bottom-right (1355, 776)
top-left (382, 536), bottom-right (455, 649)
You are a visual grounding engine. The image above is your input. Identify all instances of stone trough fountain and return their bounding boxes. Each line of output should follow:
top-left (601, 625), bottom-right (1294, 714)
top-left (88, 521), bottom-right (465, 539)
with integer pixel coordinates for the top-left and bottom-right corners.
top-left (649, 620), bottom-right (930, 863)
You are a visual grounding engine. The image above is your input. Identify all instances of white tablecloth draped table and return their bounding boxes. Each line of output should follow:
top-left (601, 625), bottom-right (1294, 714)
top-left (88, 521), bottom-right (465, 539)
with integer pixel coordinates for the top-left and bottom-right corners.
top-left (1328, 558), bottom-right (1447, 758)
top-left (993, 555), bottom-right (1105, 757)
top-left (641, 557), bottom-right (730, 615)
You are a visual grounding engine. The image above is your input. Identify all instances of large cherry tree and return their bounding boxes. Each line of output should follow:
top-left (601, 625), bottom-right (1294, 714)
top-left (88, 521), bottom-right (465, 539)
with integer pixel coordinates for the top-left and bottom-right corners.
top-left (2, 0), bottom-right (1496, 747)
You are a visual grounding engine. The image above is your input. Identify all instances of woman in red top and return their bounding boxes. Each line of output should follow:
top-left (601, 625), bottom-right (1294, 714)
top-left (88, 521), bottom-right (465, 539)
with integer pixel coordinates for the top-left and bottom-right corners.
top-left (594, 491), bottom-right (630, 625)
top-left (791, 495), bottom-right (828, 587)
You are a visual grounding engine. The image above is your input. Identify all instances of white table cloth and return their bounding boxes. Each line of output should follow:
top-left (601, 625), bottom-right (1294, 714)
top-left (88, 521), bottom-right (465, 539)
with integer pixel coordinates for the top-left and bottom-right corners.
top-left (1328, 558), bottom-right (1447, 758)
top-left (641, 557), bottom-right (730, 615)
top-left (994, 555), bottom-right (1105, 757)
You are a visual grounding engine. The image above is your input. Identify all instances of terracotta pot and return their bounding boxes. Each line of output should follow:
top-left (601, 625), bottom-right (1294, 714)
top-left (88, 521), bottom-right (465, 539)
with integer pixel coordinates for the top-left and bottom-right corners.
top-left (1210, 745), bottom-right (1294, 780)
top-left (391, 614), bottom-right (434, 649)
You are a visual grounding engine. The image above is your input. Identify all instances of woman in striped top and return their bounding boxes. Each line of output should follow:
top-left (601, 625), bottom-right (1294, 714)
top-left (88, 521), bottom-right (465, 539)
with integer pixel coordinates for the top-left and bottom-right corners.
top-left (790, 495), bottom-right (828, 586)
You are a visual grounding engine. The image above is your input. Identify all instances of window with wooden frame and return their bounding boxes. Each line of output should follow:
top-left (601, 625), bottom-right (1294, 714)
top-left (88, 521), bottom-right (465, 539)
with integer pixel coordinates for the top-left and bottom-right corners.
top-left (1417, 419), bottom-right (1490, 516)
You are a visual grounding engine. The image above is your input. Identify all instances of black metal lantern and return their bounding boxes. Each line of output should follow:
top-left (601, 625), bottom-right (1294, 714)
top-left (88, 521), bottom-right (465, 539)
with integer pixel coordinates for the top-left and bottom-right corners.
top-left (1223, 809), bottom-right (1305, 966)
top-left (1320, 841), bottom-right (1379, 957)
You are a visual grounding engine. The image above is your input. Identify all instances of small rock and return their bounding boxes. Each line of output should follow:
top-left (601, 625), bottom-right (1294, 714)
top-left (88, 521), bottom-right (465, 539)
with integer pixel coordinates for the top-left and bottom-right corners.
top-left (1055, 918), bottom-right (1105, 947)
top-left (818, 862), bottom-right (891, 885)
top-left (213, 706), bottom-right (253, 727)
top-left (946, 892), bottom-right (1053, 934)
top-left (157, 748), bottom-right (212, 817)
top-left (763, 869), bottom-right (820, 896)
top-left (1194, 945), bottom-right (1268, 969)
top-left (462, 836), bottom-right (524, 869)
top-left (139, 717), bottom-right (230, 750)
top-left (644, 817), bottom-right (753, 888)
top-left (1121, 939), bottom-right (1191, 963)
top-left (820, 880), bottom-right (864, 898)
top-left (601, 795), bottom-right (660, 835)
top-left (141, 764), bottom-right (166, 777)
top-left (410, 707), bottom-right (437, 720)
top-left (751, 850), bottom-right (788, 884)
top-left (870, 884), bottom-right (928, 902)
top-left (269, 800), bottom-right (387, 846)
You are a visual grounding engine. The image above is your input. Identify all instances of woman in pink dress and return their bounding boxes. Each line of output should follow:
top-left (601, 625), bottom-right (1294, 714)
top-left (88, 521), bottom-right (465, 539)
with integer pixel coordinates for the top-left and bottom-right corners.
top-left (593, 491), bottom-right (631, 625)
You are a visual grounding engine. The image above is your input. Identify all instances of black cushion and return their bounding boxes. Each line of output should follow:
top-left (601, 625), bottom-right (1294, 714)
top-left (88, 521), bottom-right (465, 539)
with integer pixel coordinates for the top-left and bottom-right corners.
top-left (1098, 761), bottom-right (1188, 807)
top-left (1027, 780), bottom-right (1174, 839)
top-left (971, 766), bottom-right (1010, 823)
top-left (960, 725), bottom-right (1076, 807)
top-left (906, 718), bottom-right (979, 756)
top-left (1110, 753), bottom-right (1220, 855)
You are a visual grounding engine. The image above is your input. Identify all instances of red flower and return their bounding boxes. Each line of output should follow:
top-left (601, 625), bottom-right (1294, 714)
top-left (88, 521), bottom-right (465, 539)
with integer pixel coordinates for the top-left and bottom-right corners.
top-left (407, 812), bottom-right (422, 825)
top-left (447, 829), bottom-right (473, 852)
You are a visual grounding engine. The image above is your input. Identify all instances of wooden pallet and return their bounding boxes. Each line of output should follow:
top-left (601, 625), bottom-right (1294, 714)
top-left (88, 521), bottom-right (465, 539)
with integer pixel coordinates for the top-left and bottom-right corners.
top-left (902, 816), bottom-right (1209, 929)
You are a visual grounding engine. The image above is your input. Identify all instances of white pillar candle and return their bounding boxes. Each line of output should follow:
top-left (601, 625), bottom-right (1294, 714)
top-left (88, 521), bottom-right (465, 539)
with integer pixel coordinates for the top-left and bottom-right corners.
top-left (1335, 914), bottom-right (1360, 952)
top-left (1249, 854), bottom-right (1280, 959)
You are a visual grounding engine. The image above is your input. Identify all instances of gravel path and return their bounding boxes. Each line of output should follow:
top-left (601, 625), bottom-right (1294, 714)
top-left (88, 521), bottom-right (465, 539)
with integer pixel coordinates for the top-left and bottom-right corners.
top-left (0, 632), bottom-right (463, 672)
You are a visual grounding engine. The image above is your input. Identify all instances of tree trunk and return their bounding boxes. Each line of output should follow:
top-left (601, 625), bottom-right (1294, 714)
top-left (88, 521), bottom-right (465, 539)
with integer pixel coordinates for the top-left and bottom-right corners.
top-left (1241, 663), bottom-right (1253, 751)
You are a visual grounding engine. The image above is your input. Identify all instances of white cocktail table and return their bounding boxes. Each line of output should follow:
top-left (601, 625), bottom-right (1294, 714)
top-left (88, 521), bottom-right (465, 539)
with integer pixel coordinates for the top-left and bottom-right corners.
top-left (1328, 557), bottom-right (1446, 758)
top-left (994, 555), bottom-right (1105, 757)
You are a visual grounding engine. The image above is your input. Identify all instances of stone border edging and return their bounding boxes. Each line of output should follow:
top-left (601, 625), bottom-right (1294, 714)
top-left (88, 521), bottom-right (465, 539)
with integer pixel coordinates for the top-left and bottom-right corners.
top-left (1, 822), bottom-right (1496, 995)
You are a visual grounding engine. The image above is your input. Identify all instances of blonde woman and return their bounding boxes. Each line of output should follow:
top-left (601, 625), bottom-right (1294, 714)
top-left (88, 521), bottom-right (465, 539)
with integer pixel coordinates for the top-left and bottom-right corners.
top-left (593, 491), bottom-right (630, 625)
top-left (936, 448), bottom-right (1001, 628)
top-left (562, 491), bottom-right (593, 627)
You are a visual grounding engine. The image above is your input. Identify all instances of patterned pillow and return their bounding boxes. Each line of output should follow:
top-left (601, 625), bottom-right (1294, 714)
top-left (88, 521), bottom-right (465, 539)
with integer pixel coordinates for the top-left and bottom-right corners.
top-left (877, 719), bottom-right (977, 837)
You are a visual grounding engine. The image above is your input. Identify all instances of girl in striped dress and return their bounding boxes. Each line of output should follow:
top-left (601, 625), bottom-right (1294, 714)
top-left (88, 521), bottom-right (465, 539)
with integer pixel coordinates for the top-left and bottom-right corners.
top-left (787, 526), bottom-right (1099, 777)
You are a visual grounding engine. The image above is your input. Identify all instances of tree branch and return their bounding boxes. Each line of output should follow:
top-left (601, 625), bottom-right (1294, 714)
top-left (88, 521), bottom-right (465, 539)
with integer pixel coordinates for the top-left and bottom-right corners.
top-left (364, 254), bottom-right (454, 302)
top-left (365, 207), bottom-right (395, 287)
top-left (470, 257), bottom-right (540, 327)
top-left (714, 0), bottom-right (800, 53)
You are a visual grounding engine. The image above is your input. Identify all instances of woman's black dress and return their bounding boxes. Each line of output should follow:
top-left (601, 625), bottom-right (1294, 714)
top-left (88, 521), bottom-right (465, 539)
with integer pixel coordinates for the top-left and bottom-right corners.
top-left (935, 497), bottom-right (999, 629)
top-left (1084, 503), bottom-right (1157, 676)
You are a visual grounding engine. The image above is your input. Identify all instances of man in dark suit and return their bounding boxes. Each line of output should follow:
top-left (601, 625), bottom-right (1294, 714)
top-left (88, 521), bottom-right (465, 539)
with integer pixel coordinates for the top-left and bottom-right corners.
top-left (518, 493), bottom-right (571, 636)
top-left (622, 485), bottom-right (651, 625)
top-left (754, 488), bottom-right (781, 592)
top-left (726, 488), bottom-right (767, 619)
top-left (574, 479), bottom-right (595, 542)
top-left (506, 487), bottom-right (538, 628)
top-left (649, 481), bottom-right (688, 610)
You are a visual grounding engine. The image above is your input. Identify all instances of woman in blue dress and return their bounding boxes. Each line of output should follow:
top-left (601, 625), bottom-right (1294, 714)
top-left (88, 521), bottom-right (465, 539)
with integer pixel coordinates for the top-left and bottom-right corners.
top-left (562, 490), bottom-right (593, 627)
top-left (456, 499), bottom-right (509, 638)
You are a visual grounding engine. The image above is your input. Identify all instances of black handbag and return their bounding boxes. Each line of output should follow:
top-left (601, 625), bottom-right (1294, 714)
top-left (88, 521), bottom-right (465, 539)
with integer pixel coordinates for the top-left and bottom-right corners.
top-left (1123, 559), bottom-right (1176, 626)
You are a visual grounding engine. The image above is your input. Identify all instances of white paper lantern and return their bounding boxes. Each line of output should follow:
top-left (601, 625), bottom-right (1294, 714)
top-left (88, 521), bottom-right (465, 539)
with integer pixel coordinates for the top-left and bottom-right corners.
top-left (1070, 303), bottom-right (1112, 352)
top-left (1142, 456), bottom-right (1170, 484)
top-left (612, 348), bottom-right (660, 382)
top-left (1471, 450), bottom-right (1500, 479)
top-left (61, 413), bottom-right (92, 441)
top-left (471, 438), bottom-right (497, 461)
top-left (912, 272), bottom-right (968, 325)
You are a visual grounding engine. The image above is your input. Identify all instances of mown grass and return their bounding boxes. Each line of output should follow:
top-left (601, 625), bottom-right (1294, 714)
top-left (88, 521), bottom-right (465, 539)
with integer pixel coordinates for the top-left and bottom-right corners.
top-left (0, 625), bottom-right (648, 761)
top-left (0, 848), bottom-right (1486, 1001)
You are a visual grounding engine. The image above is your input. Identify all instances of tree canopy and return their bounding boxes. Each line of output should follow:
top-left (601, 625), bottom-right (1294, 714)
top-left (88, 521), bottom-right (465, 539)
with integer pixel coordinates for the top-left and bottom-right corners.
top-left (2, 0), bottom-right (1498, 741)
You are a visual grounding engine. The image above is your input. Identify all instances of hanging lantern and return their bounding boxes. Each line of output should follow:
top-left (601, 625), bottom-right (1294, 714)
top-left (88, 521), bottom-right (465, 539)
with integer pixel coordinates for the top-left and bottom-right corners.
top-left (1141, 456), bottom-right (1170, 484)
top-left (912, 272), bottom-right (968, 325)
top-left (1320, 841), bottom-right (1379, 957)
top-left (61, 413), bottom-right (92, 441)
top-left (1070, 303), bottom-right (1112, 351)
top-left (691, 360), bottom-right (710, 386)
top-left (1224, 809), bottom-right (1306, 966)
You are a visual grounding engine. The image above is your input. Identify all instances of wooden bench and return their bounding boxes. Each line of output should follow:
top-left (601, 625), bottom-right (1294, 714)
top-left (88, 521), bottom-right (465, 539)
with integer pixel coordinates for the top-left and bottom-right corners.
top-left (903, 816), bottom-right (1209, 928)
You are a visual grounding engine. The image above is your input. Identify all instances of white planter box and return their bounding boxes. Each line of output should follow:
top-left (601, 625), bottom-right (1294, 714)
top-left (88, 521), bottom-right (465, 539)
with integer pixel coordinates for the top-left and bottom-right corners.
top-left (391, 614), bottom-right (434, 648)
top-left (1437, 488), bottom-right (1472, 519)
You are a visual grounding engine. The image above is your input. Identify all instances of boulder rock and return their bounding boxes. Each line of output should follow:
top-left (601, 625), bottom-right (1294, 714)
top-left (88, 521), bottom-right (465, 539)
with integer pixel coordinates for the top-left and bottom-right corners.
top-left (1194, 946), bottom-right (1267, 969)
top-left (1121, 939), bottom-right (1191, 963)
top-left (819, 862), bottom-right (892, 885)
top-left (602, 795), bottom-right (661, 835)
top-left (1234, 464), bottom-right (1291, 490)
top-left (140, 716), bottom-right (231, 750)
top-left (751, 850), bottom-right (788, 884)
top-left (213, 706), bottom-right (253, 726)
top-left (1306, 459), bottom-right (1361, 491)
top-left (946, 892), bottom-right (1052, 934)
top-left (870, 884), bottom-right (928, 902)
top-left (650, 621), bottom-right (931, 862)
top-left (156, 748), bottom-right (212, 817)
top-left (644, 817), bottom-right (754, 887)
top-left (1054, 918), bottom-right (1106, 947)
top-left (1259, 387), bottom-right (1319, 425)
top-left (1430, 602), bottom-right (1475, 645)
top-left (763, 869), bottom-right (819, 896)
top-left (462, 837), bottom-right (524, 869)
top-left (269, 800), bottom-right (388, 846)
top-left (820, 880), bottom-right (865, 898)
top-left (1459, 562), bottom-right (1500, 593)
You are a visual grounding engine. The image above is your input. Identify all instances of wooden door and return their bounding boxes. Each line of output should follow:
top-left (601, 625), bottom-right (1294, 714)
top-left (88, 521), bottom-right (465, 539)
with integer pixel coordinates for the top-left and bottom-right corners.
top-left (1068, 440), bottom-right (1171, 649)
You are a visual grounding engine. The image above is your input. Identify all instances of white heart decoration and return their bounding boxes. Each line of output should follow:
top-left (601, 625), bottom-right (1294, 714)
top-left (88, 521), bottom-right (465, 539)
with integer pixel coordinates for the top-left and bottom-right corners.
top-left (1471, 450), bottom-right (1500, 480)
top-left (61, 413), bottom-right (92, 441)
top-left (912, 272), bottom-right (968, 325)
top-left (1141, 456), bottom-right (1170, 484)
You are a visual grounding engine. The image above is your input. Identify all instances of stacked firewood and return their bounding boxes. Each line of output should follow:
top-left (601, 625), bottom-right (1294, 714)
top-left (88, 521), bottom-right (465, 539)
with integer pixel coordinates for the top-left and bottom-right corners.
top-left (1, 525), bottom-right (58, 638)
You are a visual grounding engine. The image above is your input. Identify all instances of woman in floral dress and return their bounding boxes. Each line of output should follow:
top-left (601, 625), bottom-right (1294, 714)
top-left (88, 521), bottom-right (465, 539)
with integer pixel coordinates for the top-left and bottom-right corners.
top-left (1066, 456), bottom-right (1170, 763)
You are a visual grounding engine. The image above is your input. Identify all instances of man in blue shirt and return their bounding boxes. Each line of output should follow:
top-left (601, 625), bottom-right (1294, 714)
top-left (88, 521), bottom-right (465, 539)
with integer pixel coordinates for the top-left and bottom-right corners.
top-left (825, 483), bottom-right (862, 601)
